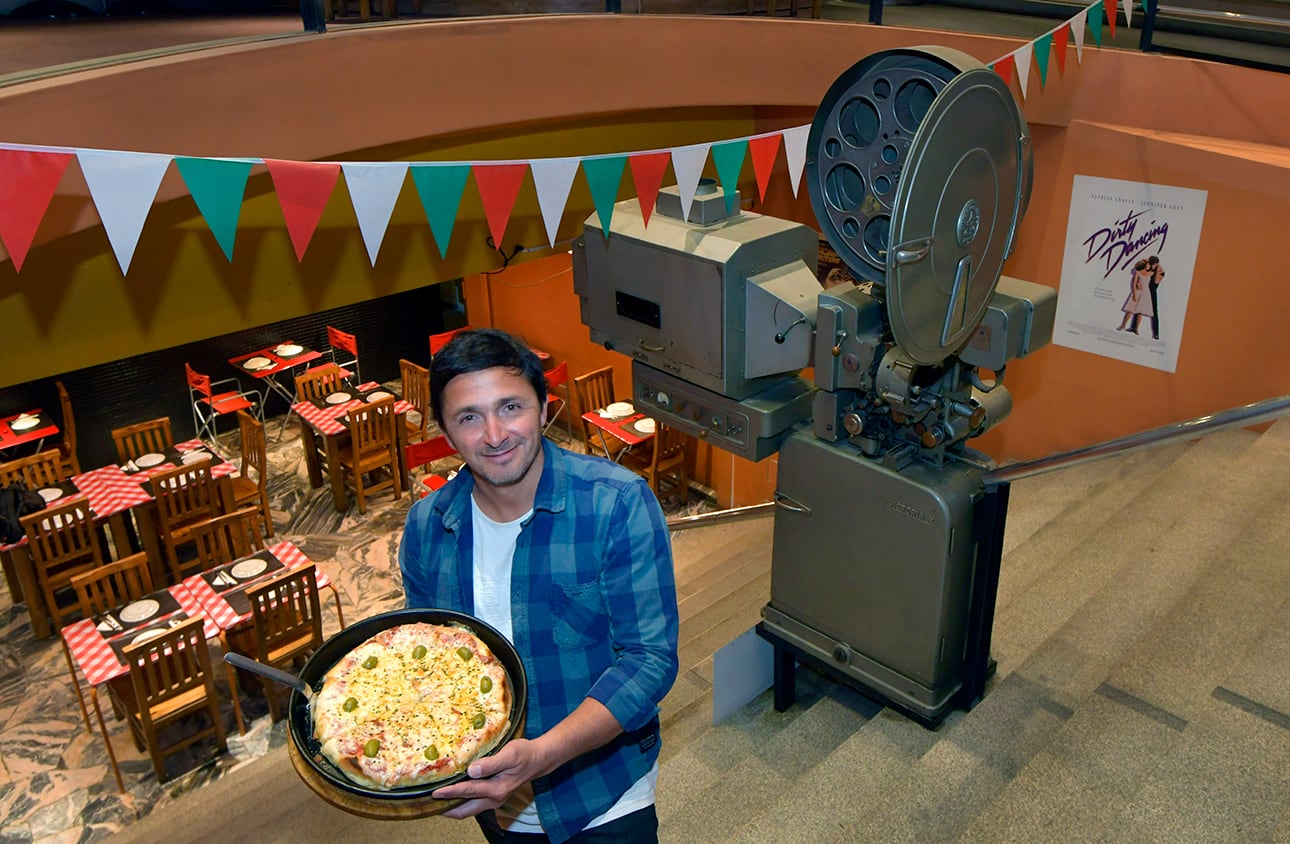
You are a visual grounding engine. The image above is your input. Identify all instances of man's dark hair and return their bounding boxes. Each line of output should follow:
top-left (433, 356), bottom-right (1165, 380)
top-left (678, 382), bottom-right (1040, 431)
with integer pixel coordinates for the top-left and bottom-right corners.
top-left (1146, 255), bottom-right (1159, 266)
top-left (429, 329), bottom-right (547, 426)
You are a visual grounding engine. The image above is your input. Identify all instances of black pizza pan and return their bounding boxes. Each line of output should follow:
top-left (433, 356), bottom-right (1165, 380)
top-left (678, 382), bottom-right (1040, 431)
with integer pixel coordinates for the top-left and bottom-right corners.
top-left (249, 607), bottom-right (529, 805)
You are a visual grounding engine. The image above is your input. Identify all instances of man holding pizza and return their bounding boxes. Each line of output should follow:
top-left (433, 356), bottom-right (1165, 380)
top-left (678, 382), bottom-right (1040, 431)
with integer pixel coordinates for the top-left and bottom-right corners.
top-left (399, 328), bottom-right (680, 843)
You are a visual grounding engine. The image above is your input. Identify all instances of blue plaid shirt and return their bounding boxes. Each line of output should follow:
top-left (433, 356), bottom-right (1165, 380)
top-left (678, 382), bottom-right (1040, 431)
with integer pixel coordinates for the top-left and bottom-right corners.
top-left (399, 439), bottom-right (679, 843)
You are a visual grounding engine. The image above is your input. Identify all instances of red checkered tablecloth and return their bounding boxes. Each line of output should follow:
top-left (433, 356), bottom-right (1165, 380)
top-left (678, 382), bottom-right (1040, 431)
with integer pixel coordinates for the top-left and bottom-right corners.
top-left (292, 383), bottom-right (413, 436)
top-left (182, 541), bottom-right (330, 630)
top-left (71, 465), bottom-right (154, 519)
top-left (60, 584), bottom-right (216, 687)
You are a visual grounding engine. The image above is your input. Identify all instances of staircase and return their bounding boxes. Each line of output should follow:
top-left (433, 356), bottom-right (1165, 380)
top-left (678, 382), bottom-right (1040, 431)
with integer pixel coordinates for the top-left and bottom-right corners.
top-left (656, 420), bottom-right (1290, 842)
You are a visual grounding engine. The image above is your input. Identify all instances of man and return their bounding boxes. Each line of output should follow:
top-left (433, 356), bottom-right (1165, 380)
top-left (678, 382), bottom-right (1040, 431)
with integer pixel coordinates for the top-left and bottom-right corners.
top-left (399, 328), bottom-right (679, 844)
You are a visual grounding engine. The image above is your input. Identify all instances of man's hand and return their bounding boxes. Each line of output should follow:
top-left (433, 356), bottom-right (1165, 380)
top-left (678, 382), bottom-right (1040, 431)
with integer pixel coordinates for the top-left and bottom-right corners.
top-left (432, 738), bottom-right (549, 819)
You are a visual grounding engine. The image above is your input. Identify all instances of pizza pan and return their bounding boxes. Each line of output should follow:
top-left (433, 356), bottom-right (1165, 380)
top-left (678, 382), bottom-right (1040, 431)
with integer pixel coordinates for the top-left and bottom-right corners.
top-left (279, 607), bottom-right (528, 808)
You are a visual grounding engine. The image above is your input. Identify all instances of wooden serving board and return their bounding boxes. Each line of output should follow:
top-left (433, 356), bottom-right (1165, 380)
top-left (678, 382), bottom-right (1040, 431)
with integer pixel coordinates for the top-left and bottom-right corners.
top-left (287, 739), bottom-right (464, 820)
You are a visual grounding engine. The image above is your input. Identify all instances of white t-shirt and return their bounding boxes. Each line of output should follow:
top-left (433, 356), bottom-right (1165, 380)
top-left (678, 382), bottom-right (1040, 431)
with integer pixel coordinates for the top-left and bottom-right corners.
top-left (470, 496), bottom-right (657, 834)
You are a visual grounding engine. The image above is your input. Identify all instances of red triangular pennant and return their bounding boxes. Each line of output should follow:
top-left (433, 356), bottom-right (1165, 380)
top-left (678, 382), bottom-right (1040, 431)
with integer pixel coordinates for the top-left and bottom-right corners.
top-left (0, 149), bottom-right (73, 272)
top-left (628, 152), bottom-right (670, 227)
top-left (1054, 25), bottom-right (1070, 75)
top-left (1107, 1), bottom-right (1117, 39)
top-left (993, 54), bottom-right (1016, 86)
top-left (748, 134), bottom-right (782, 203)
top-left (265, 159), bottom-right (341, 261)
top-left (473, 163), bottom-right (528, 249)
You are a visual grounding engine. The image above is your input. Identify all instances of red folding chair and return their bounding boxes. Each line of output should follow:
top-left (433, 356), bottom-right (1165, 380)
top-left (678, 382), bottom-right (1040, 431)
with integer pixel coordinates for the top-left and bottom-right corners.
top-left (543, 360), bottom-right (570, 438)
top-left (404, 434), bottom-right (459, 498)
top-left (429, 326), bottom-right (472, 359)
top-left (186, 363), bottom-right (262, 446)
top-left (326, 325), bottom-right (360, 382)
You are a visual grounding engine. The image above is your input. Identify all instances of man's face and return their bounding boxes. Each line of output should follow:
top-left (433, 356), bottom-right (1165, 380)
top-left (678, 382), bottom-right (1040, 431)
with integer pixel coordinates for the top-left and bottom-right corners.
top-left (439, 366), bottom-right (546, 491)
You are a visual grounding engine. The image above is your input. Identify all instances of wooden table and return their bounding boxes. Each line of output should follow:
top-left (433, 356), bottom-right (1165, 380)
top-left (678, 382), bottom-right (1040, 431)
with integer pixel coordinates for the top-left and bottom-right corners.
top-left (581, 404), bottom-right (657, 463)
top-left (292, 381), bottom-right (413, 512)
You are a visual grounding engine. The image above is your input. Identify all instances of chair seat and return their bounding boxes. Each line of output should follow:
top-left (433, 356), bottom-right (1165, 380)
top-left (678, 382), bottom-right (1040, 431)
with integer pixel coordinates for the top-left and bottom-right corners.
top-left (205, 392), bottom-right (256, 415)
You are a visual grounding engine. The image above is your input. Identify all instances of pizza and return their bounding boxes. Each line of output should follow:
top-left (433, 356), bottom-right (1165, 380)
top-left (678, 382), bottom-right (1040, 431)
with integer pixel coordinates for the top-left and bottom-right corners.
top-left (312, 622), bottom-right (512, 790)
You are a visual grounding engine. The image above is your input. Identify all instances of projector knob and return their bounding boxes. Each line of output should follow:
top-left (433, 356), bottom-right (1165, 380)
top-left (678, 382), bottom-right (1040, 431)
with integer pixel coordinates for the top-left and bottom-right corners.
top-left (656, 391), bottom-right (671, 408)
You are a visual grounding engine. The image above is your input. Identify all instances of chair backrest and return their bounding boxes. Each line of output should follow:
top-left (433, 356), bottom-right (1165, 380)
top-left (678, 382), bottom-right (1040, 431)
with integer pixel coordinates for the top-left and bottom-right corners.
top-left (405, 434), bottom-right (458, 474)
top-left (399, 358), bottom-right (431, 439)
top-left (346, 395), bottom-right (396, 455)
top-left (573, 366), bottom-right (616, 444)
top-left (546, 360), bottom-right (570, 392)
top-left (123, 616), bottom-right (212, 720)
top-left (112, 417), bottom-right (173, 464)
top-left (188, 508), bottom-right (265, 572)
top-left (57, 380), bottom-right (77, 459)
top-left (652, 422), bottom-right (688, 468)
top-left (245, 562), bottom-right (323, 663)
top-left (150, 461), bottom-right (222, 533)
top-left (184, 363), bottom-right (212, 401)
top-left (2, 449), bottom-right (65, 487)
top-left (295, 363), bottom-right (346, 403)
top-left (326, 326), bottom-right (359, 380)
top-left (237, 410), bottom-right (267, 491)
top-left (429, 326), bottom-right (471, 357)
top-left (72, 551), bottom-right (154, 619)
top-left (21, 496), bottom-right (104, 575)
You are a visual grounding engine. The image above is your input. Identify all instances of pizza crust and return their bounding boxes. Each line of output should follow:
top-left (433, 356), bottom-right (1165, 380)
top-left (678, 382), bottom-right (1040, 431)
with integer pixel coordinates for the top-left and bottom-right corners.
top-left (313, 622), bottom-right (512, 790)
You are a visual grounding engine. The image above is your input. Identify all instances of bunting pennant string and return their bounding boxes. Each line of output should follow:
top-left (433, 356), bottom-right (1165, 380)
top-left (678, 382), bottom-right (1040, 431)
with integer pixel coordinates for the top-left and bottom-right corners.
top-left (991, 0), bottom-right (1105, 98)
top-left (0, 149), bottom-right (72, 272)
top-left (266, 159), bottom-right (341, 261)
top-left (175, 156), bottom-right (255, 262)
top-left (342, 161), bottom-right (409, 266)
top-left (627, 151), bottom-right (672, 227)
top-left (530, 157), bottom-right (581, 249)
top-left (473, 163), bottom-right (529, 249)
top-left (748, 134), bottom-right (782, 203)
top-left (409, 163), bottom-right (471, 260)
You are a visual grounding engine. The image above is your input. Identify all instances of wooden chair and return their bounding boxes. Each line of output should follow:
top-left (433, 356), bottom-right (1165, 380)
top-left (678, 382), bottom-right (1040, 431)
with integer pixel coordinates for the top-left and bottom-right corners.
top-left (572, 366), bottom-right (628, 460)
top-left (20, 496), bottom-right (105, 632)
top-left (231, 411), bottom-right (273, 538)
top-left (112, 417), bottom-right (173, 465)
top-left (543, 360), bottom-right (570, 438)
top-left (227, 563), bottom-right (323, 726)
top-left (187, 508), bottom-right (265, 574)
top-left (399, 358), bottom-right (431, 443)
top-left (186, 362), bottom-right (261, 446)
top-left (337, 395), bottom-right (401, 514)
top-left (404, 434), bottom-right (459, 498)
top-left (108, 616), bottom-right (227, 785)
top-left (149, 460), bottom-right (224, 583)
top-left (626, 422), bottom-right (689, 503)
top-left (56, 380), bottom-right (81, 477)
top-left (325, 325), bottom-right (361, 382)
top-left (429, 325), bottom-right (471, 358)
top-left (294, 363), bottom-right (347, 404)
top-left (3, 448), bottom-right (65, 488)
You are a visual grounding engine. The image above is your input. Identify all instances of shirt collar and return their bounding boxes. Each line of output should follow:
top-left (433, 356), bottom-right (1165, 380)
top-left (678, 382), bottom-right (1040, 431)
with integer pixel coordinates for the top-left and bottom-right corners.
top-left (434, 438), bottom-right (567, 532)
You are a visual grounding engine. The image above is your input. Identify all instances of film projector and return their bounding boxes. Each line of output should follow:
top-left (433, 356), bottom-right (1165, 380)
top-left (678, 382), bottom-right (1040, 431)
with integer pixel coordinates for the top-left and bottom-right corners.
top-left (573, 47), bottom-right (1057, 725)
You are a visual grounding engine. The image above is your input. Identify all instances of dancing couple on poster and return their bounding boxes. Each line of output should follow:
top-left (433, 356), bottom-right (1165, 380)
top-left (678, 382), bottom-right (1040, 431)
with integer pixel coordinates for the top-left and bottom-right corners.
top-left (1116, 255), bottom-right (1166, 339)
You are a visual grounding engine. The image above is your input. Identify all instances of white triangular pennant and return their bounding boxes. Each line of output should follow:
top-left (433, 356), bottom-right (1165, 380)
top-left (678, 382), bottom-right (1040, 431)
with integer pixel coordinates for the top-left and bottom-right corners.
top-left (530, 157), bottom-right (580, 247)
top-left (1122, 0), bottom-right (1132, 29)
top-left (77, 149), bottom-right (170, 275)
top-left (1073, 8), bottom-right (1087, 63)
top-left (1014, 43), bottom-right (1033, 99)
top-left (783, 125), bottom-right (810, 198)
top-left (671, 143), bottom-right (710, 222)
top-left (342, 162), bottom-right (408, 266)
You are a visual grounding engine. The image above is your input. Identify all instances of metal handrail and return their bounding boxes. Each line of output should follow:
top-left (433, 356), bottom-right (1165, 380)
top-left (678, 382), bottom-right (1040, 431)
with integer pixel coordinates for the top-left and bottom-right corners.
top-left (984, 393), bottom-right (1290, 486)
top-left (667, 502), bottom-right (775, 532)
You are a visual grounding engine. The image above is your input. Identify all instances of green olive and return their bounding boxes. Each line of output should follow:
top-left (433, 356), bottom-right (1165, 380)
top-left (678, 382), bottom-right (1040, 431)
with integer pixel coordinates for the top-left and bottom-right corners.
top-left (364, 738), bottom-right (380, 757)
top-left (412, 645), bottom-right (427, 660)
top-left (457, 647), bottom-right (473, 662)
top-left (480, 676), bottom-right (493, 694)
top-left (362, 655), bottom-right (378, 670)
top-left (424, 745), bottom-right (439, 761)
top-left (472, 713), bottom-right (486, 730)
top-left (342, 697), bottom-right (359, 712)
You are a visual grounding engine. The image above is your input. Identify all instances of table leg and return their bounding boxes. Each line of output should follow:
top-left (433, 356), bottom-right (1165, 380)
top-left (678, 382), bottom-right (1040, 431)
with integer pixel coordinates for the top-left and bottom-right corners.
top-left (60, 638), bottom-right (93, 734)
top-left (14, 545), bottom-right (50, 639)
top-left (131, 505), bottom-right (166, 587)
top-left (300, 423), bottom-right (323, 490)
top-left (394, 411), bottom-right (410, 493)
top-left (220, 630), bottom-right (247, 736)
top-left (324, 433), bottom-right (347, 511)
top-left (91, 687), bottom-right (125, 793)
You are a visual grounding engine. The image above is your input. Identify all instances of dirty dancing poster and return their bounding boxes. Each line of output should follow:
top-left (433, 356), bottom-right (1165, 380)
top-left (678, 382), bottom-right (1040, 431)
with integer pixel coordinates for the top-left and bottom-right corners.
top-left (1052, 175), bottom-right (1207, 373)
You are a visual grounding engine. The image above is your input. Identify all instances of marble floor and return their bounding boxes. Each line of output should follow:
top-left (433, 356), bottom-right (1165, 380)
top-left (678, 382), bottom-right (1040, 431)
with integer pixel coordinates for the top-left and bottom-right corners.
top-left (0, 410), bottom-right (710, 843)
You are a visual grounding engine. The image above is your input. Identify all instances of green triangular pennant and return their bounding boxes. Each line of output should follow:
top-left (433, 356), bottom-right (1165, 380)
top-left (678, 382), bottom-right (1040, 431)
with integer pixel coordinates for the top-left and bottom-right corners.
top-left (582, 156), bottom-right (627, 239)
top-left (409, 164), bottom-right (471, 259)
top-left (1088, 1), bottom-right (1104, 47)
top-left (711, 140), bottom-right (749, 214)
top-left (1034, 32), bottom-right (1053, 86)
top-left (175, 156), bottom-right (254, 262)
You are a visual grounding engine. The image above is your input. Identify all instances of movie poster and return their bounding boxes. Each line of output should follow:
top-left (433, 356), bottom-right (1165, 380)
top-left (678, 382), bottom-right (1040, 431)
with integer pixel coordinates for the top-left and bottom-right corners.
top-left (1052, 175), bottom-right (1207, 373)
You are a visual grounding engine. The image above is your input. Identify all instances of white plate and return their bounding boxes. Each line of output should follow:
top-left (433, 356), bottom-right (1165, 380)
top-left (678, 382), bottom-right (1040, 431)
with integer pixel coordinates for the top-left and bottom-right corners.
top-left (135, 453), bottom-right (165, 468)
top-left (38, 487), bottom-right (64, 502)
top-left (606, 402), bottom-right (634, 417)
top-left (275, 343), bottom-right (303, 356)
top-left (180, 450), bottom-right (213, 465)
top-left (635, 418), bottom-right (657, 435)
top-left (231, 558), bottom-right (268, 579)
top-left (132, 628), bottom-right (167, 645)
top-left (365, 391), bottom-right (393, 402)
top-left (325, 392), bottom-right (352, 405)
top-left (10, 415), bottom-right (39, 431)
top-left (244, 356), bottom-right (273, 371)
top-left (119, 598), bottom-right (161, 623)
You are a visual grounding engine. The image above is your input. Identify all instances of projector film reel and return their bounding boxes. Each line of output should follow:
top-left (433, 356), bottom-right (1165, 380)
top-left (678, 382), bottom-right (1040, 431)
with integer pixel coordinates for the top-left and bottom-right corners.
top-left (806, 46), bottom-right (1033, 366)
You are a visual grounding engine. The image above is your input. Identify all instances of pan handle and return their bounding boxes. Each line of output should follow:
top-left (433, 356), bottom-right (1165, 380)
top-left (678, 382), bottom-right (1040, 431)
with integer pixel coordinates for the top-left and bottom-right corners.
top-left (224, 652), bottom-right (312, 700)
